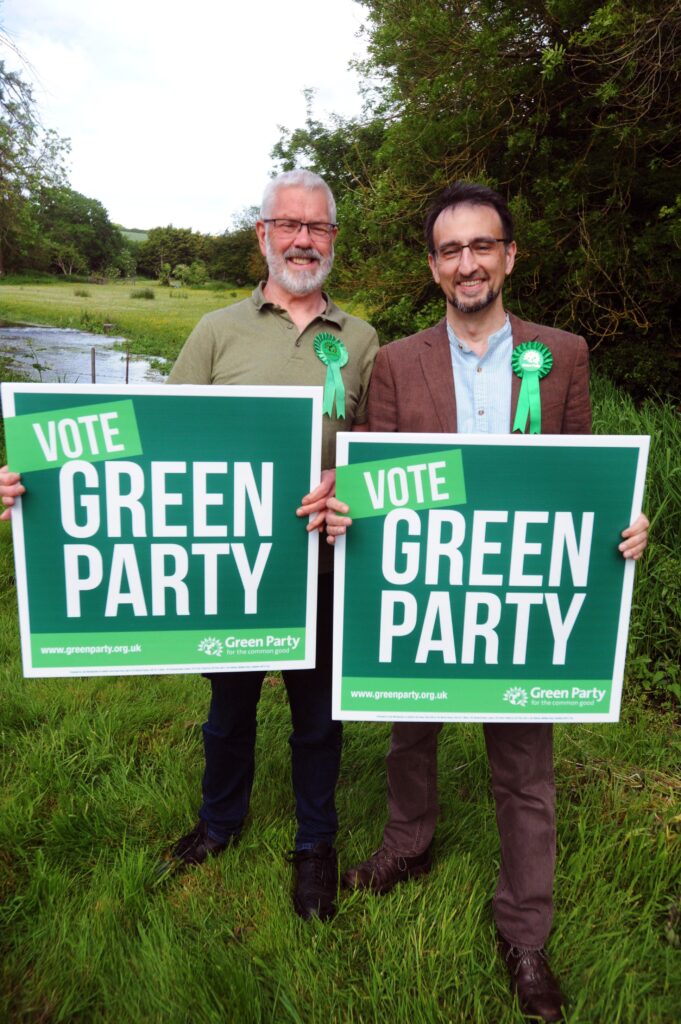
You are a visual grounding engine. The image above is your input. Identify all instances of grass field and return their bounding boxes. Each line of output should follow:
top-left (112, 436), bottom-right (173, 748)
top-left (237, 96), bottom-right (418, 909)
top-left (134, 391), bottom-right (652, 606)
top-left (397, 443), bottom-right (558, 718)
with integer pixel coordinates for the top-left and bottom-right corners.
top-left (0, 285), bottom-right (679, 1022)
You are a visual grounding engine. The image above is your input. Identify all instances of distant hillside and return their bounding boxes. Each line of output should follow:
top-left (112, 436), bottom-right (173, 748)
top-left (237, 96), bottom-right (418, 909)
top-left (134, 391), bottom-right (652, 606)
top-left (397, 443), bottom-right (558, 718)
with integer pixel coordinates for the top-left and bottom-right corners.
top-left (119, 228), bottom-right (148, 243)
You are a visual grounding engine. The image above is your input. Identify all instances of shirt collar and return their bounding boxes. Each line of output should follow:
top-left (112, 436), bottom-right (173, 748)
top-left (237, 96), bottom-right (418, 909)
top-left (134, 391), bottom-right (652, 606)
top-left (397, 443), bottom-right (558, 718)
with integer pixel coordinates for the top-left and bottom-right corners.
top-left (447, 314), bottom-right (512, 355)
top-left (251, 282), bottom-right (346, 328)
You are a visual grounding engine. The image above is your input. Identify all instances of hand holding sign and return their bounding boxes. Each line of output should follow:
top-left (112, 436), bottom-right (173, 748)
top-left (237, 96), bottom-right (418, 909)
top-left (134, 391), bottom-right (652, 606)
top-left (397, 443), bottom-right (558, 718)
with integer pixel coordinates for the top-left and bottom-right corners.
top-left (618, 512), bottom-right (649, 560)
top-left (297, 468), bottom-right (336, 533)
top-left (325, 495), bottom-right (352, 544)
top-left (0, 466), bottom-right (25, 520)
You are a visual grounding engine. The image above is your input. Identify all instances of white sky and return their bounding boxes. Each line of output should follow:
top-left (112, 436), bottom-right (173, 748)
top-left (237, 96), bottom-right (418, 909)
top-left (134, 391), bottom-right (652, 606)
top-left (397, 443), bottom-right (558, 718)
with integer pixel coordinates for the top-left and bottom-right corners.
top-left (2, 0), bottom-right (369, 233)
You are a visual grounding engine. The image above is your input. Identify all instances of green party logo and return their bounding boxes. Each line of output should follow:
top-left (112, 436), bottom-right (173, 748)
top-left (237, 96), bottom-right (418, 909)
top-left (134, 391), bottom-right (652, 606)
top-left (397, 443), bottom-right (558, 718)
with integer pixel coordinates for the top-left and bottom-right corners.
top-left (502, 686), bottom-right (528, 707)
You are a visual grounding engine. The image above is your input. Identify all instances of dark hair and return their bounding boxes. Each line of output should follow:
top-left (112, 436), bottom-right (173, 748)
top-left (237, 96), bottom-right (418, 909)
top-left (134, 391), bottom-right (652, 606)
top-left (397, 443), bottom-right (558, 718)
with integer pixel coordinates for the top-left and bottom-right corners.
top-left (424, 182), bottom-right (514, 253)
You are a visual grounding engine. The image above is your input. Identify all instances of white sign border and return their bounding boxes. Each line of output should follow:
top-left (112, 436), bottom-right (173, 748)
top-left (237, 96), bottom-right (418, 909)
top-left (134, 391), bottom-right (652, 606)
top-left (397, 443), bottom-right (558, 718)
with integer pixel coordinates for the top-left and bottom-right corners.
top-left (2, 382), bottom-right (322, 678)
top-left (332, 431), bottom-right (650, 724)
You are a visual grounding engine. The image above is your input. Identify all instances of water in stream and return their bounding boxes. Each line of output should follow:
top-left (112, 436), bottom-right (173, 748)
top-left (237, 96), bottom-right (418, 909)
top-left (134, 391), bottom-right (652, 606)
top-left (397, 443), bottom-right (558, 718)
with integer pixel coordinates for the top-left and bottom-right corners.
top-left (0, 323), bottom-right (167, 384)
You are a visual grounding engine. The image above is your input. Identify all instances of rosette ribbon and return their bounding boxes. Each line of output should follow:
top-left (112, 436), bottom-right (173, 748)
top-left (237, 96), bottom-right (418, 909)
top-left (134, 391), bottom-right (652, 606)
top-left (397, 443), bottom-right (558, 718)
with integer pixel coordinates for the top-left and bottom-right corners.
top-left (511, 340), bottom-right (553, 434)
top-left (314, 332), bottom-right (348, 418)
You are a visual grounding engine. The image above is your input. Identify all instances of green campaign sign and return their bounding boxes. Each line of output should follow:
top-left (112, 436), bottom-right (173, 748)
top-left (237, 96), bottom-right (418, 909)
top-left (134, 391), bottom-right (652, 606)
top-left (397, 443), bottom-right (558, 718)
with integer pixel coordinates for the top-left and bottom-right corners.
top-left (2, 383), bottom-right (322, 677)
top-left (333, 433), bottom-right (648, 723)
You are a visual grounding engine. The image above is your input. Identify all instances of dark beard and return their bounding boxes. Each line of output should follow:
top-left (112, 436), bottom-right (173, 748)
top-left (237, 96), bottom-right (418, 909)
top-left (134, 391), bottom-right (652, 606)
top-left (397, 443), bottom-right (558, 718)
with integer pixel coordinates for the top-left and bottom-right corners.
top-left (447, 283), bottom-right (501, 315)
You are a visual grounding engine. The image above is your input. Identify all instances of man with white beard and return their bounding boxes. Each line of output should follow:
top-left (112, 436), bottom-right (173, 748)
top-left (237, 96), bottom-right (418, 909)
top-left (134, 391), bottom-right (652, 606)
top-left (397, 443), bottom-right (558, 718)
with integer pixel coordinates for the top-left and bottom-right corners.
top-left (163, 170), bottom-right (378, 919)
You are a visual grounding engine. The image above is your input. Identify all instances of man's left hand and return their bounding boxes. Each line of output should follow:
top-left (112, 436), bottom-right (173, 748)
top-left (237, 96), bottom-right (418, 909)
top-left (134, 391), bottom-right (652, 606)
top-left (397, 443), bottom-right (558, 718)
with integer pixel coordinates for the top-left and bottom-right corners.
top-left (618, 512), bottom-right (649, 560)
top-left (297, 469), bottom-right (336, 533)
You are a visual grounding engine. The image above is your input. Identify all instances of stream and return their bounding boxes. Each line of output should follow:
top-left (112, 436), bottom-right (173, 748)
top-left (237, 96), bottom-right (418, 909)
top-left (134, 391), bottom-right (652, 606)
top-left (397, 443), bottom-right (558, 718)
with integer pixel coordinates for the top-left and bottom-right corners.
top-left (0, 323), bottom-right (167, 384)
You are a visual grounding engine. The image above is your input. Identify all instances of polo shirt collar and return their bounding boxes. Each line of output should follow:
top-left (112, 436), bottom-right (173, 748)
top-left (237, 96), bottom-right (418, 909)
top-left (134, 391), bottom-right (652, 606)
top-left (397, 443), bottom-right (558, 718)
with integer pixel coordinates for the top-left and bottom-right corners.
top-left (252, 282), bottom-right (346, 328)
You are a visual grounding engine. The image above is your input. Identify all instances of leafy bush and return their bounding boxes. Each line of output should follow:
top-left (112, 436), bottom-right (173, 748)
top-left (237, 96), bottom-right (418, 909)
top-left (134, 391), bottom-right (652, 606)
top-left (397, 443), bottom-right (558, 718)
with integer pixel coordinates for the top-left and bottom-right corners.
top-left (173, 261), bottom-right (208, 288)
top-left (591, 373), bottom-right (681, 707)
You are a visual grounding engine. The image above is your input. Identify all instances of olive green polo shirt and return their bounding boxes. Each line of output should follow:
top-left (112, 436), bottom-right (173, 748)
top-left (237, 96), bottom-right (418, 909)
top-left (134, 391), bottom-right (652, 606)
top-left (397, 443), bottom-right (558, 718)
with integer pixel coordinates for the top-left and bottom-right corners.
top-left (168, 284), bottom-right (379, 471)
top-left (168, 285), bottom-right (379, 572)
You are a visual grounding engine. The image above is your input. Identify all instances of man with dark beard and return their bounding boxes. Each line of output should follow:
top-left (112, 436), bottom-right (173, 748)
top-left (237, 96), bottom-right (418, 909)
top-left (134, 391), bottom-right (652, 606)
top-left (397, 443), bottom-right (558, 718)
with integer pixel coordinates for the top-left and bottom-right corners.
top-left (325, 181), bottom-right (648, 1019)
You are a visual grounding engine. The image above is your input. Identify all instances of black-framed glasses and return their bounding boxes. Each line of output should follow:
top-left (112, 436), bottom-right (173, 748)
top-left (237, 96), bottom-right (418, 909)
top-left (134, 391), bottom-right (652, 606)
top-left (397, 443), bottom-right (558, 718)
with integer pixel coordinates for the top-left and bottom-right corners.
top-left (263, 219), bottom-right (337, 241)
top-left (435, 238), bottom-right (509, 261)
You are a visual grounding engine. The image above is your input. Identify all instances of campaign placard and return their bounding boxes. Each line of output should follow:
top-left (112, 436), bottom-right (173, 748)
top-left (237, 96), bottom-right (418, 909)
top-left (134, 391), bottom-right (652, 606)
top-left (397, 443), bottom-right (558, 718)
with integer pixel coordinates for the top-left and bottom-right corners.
top-left (2, 383), bottom-right (322, 677)
top-left (333, 433), bottom-right (648, 722)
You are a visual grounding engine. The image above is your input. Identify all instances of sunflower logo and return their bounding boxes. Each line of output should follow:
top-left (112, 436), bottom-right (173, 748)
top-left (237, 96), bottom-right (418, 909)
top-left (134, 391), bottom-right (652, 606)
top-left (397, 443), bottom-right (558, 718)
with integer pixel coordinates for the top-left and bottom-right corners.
top-left (502, 686), bottom-right (528, 707)
top-left (198, 637), bottom-right (223, 657)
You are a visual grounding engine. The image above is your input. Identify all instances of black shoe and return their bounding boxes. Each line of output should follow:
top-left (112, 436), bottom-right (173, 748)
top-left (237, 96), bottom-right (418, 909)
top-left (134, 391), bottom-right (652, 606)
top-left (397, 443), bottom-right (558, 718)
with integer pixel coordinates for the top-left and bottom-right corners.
top-left (290, 842), bottom-right (338, 921)
top-left (156, 820), bottom-right (232, 879)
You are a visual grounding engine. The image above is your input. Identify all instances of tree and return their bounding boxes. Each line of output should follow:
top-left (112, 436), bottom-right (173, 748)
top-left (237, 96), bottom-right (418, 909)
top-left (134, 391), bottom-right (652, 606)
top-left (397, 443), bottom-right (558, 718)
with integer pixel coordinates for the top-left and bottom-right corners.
top-left (0, 57), bottom-right (68, 275)
top-left (116, 246), bottom-right (137, 279)
top-left (274, 0), bottom-right (681, 396)
top-left (34, 186), bottom-right (124, 275)
top-left (203, 218), bottom-right (264, 285)
top-left (136, 226), bottom-right (202, 279)
top-left (135, 217), bottom-right (264, 287)
top-left (47, 240), bottom-right (86, 276)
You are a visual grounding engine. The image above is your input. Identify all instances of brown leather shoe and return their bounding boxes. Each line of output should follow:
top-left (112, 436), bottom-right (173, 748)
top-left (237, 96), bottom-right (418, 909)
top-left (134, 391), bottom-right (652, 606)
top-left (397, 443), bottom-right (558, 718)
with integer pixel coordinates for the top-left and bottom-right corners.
top-left (498, 934), bottom-right (566, 1022)
top-left (342, 845), bottom-right (432, 895)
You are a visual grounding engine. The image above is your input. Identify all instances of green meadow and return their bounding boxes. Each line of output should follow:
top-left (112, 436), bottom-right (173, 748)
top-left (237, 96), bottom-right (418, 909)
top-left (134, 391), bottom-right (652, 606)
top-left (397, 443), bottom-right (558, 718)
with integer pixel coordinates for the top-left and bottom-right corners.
top-left (0, 284), bottom-right (679, 1023)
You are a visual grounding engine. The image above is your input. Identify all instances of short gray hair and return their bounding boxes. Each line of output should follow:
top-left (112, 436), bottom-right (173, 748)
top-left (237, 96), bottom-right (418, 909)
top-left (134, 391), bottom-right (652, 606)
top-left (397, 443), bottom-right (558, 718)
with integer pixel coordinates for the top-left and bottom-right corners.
top-left (260, 169), bottom-right (336, 223)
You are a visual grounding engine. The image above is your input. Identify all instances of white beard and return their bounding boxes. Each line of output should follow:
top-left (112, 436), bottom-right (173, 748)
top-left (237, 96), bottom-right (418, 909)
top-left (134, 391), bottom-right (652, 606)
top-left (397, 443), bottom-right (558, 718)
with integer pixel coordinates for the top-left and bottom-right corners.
top-left (265, 238), bottom-right (334, 296)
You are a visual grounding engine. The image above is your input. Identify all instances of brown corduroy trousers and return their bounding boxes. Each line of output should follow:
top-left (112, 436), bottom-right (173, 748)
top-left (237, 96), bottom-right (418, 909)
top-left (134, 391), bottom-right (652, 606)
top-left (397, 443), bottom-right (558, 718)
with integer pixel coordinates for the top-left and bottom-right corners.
top-left (382, 721), bottom-right (556, 949)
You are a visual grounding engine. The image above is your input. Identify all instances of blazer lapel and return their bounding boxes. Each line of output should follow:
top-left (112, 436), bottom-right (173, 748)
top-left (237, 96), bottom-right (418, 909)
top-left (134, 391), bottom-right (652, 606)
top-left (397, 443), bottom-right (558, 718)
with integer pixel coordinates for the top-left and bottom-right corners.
top-left (418, 320), bottom-right (458, 432)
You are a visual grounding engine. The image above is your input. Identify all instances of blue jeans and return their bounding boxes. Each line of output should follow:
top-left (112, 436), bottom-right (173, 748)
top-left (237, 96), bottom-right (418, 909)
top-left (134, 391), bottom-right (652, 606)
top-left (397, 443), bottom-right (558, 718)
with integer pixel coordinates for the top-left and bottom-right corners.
top-left (199, 575), bottom-right (341, 849)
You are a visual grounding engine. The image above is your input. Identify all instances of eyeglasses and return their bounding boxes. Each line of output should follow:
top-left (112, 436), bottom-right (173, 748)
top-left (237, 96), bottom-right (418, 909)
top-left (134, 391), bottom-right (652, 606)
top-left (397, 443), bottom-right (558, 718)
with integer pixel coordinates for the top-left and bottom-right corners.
top-left (263, 219), bottom-right (337, 241)
top-left (435, 238), bottom-right (509, 262)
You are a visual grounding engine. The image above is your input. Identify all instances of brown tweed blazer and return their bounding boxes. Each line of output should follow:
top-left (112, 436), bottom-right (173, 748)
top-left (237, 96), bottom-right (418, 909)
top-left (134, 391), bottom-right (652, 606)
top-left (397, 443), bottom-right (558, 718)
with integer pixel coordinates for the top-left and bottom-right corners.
top-left (368, 312), bottom-right (592, 436)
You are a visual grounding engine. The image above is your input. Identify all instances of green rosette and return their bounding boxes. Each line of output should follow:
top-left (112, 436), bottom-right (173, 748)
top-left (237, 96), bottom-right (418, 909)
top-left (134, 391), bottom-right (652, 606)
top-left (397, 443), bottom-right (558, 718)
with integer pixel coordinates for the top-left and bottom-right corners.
top-left (314, 332), bottom-right (349, 419)
top-left (512, 340), bottom-right (553, 434)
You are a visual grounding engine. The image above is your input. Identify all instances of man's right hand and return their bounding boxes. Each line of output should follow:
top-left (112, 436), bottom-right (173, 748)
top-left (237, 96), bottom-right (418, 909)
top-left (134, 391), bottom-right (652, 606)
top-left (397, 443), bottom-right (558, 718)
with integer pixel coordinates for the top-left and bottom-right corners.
top-left (0, 466), bottom-right (25, 521)
top-left (325, 496), bottom-right (352, 546)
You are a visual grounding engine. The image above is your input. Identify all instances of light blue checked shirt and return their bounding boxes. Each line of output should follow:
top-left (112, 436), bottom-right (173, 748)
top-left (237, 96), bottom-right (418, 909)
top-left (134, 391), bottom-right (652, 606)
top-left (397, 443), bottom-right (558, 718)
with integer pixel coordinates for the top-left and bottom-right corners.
top-left (447, 316), bottom-right (513, 433)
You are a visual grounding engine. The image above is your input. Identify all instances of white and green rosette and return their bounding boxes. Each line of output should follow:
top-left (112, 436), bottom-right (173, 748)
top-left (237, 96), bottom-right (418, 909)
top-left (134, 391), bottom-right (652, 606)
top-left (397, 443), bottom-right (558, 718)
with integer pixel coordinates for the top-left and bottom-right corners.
top-left (314, 332), bottom-right (348, 419)
top-left (512, 340), bottom-right (553, 434)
